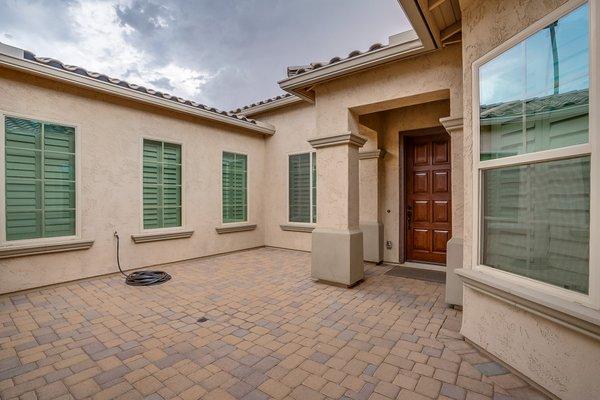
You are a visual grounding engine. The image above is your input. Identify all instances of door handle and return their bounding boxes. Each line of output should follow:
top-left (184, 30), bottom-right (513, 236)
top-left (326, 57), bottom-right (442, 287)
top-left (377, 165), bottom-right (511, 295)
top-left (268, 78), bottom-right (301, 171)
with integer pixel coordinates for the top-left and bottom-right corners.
top-left (407, 205), bottom-right (413, 229)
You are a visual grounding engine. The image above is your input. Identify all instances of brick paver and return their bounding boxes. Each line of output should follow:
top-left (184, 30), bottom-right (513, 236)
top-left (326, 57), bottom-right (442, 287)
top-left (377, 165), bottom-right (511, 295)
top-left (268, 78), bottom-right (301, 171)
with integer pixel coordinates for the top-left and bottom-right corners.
top-left (0, 248), bottom-right (547, 399)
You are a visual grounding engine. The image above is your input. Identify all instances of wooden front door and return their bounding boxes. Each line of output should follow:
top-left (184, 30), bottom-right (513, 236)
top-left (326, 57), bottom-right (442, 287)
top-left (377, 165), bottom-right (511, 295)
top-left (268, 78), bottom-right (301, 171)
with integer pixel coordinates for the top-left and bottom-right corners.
top-left (405, 131), bottom-right (452, 265)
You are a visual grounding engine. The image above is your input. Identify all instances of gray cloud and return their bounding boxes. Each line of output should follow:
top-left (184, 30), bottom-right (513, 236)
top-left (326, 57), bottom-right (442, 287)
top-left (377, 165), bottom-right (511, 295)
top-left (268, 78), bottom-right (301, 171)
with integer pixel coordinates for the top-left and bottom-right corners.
top-left (148, 76), bottom-right (175, 91)
top-left (0, 0), bottom-right (410, 110)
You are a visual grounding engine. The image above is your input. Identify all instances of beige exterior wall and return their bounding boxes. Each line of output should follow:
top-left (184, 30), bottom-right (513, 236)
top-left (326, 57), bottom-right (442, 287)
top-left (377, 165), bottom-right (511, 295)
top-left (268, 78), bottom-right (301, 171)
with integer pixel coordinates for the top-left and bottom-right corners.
top-left (254, 102), bottom-right (317, 252)
top-left (460, 1), bottom-right (599, 399)
top-left (462, 286), bottom-right (600, 399)
top-left (460, 0), bottom-right (569, 267)
top-left (1, 46), bottom-right (464, 292)
top-left (0, 68), bottom-right (266, 294)
top-left (310, 46), bottom-right (462, 265)
top-left (313, 45), bottom-right (462, 136)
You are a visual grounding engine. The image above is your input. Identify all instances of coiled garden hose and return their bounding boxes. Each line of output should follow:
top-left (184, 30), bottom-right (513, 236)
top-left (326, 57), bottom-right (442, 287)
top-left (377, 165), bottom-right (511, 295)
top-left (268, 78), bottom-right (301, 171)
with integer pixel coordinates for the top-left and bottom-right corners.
top-left (114, 232), bottom-right (171, 286)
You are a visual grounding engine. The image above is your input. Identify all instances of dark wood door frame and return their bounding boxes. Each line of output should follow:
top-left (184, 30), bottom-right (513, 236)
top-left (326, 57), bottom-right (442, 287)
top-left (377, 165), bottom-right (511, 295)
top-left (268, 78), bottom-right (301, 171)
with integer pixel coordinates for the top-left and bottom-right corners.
top-left (401, 127), bottom-right (452, 265)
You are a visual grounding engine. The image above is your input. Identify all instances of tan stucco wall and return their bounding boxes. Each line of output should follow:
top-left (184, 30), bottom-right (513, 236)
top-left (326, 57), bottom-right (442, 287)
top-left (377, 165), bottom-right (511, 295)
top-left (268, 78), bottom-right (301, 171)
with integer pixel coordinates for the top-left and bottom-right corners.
top-left (462, 286), bottom-right (600, 399)
top-left (253, 102), bottom-right (317, 252)
top-left (0, 68), bottom-right (266, 294)
top-left (460, 1), bottom-right (599, 399)
top-left (253, 97), bottom-right (456, 265)
top-left (460, 0), bottom-right (569, 266)
top-left (313, 45), bottom-right (462, 136)
top-left (307, 45), bottom-right (462, 265)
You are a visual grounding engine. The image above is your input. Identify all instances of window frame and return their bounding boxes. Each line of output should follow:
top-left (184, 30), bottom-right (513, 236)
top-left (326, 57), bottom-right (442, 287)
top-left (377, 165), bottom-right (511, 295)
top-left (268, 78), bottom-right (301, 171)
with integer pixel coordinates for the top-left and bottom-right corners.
top-left (220, 150), bottom-right (249, 225)
top-left (140, 136), bottom-right (185, 233)
top-left (0, 111), bottom-right (82, 246)
top-left (471, 0), bottom-right (599, 308)
top-left (287, 150), bottom-right (317, 225)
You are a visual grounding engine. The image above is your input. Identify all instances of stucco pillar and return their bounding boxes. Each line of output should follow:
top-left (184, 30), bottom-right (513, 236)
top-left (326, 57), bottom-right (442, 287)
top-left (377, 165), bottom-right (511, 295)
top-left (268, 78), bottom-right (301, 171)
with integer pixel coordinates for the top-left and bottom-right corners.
top-left (308, 132), bottom-right (367, 286)
top-left (440, 115), bottom-right (464, 306)
top-left (359, 149), bottom-right (386, 263)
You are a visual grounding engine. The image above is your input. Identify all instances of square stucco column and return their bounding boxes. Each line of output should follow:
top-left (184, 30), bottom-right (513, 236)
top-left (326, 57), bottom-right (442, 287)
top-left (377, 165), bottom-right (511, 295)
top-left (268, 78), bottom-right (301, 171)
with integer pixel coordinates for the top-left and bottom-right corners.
top-left (440, 115), bottom-right (464, 306)
top-left (308, 132), bottom-right (367, 287)
top-left (359, 149), bottom-right (386, 263)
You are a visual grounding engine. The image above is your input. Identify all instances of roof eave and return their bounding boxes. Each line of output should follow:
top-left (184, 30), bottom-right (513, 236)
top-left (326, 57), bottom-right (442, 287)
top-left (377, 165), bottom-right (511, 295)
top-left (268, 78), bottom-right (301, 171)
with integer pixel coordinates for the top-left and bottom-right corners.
top-left (397, 0), bottom-right (440, 49)
top-left (0, 52), bottom-right (276, 136)
top-left (235, 95), bottom-right (305, 117)
top-left (277, 36), bottom-right (427, 95)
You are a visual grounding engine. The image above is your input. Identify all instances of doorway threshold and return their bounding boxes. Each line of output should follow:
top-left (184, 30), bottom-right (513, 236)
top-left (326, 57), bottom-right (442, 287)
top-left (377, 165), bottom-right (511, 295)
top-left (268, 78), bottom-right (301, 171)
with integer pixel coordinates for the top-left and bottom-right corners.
top-left (384, 261), bottom-right (446, 272)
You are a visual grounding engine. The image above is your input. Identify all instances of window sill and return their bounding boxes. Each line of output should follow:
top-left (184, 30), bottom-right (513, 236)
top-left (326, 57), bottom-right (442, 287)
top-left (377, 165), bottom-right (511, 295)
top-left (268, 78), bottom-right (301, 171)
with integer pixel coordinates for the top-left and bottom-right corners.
top-left (0, 239), bottom-right (94, 259)
top-left (280, 224), bottom-right (316, 233)
top-left (215, 224), bottom-right (257, 234)
top-left (131, 230), bottom-right (194, 243)
top-left (455, 268), bottom-right (600, 340)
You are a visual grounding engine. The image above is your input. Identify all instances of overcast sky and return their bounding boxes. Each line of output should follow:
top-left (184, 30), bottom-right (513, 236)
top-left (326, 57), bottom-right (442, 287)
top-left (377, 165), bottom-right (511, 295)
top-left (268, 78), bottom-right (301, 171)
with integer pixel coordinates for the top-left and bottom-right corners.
top-left (0, 0), bottom-right (410, 111)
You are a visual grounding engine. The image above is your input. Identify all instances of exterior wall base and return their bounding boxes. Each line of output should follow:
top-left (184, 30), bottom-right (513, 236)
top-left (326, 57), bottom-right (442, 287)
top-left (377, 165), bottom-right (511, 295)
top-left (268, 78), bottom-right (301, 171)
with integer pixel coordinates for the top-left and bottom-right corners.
top-left (360, 221), bottom-right (383, 263)
top-left (311, 228), bottom-right (364, 286)
top-left (445, 237), bottom-right (463, 306)
top-left (461, 285), bottom-right (600, 400)
top-left (463, 338), bottom-right (560, 400)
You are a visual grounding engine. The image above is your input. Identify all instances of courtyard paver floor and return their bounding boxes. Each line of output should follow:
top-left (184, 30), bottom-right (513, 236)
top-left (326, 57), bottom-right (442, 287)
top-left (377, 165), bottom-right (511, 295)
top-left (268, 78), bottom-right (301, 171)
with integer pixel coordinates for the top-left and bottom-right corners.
top-left (0, 247), bottom-right (548, 400)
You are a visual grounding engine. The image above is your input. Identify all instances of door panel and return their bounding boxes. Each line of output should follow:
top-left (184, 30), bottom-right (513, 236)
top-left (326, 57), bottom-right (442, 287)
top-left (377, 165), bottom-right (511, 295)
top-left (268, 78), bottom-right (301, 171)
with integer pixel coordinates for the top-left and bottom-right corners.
top-left (433, 201), bottom-right (449, 222)
top-left (414, 143), bottom-right (429, 165)
top-left (413, 200), bottom-right (429, 222)
top-left (405, 132), bottom-right (452, 265)
top-left (432, 140), bottom-right (449, 164)
top-left (413, 172), bottom-right (429, 193)
top-left (432, 170), bottom-right (449, 192)
top-left (412, 229), bottom-right (431, 251)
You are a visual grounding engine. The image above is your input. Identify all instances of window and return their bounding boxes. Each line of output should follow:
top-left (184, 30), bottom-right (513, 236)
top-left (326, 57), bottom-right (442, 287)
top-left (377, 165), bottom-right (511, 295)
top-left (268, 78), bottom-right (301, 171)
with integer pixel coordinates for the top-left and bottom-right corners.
top-left (4, 116), bottom-right (76, 241)
top-left (289, 152), bottom-right (316, 223)
top-left (143, 139), bottom-right (182, 229)
top-left (222, 152), bottom-right (247, 223)
top-left (474, 2), bottom-right (596, 298)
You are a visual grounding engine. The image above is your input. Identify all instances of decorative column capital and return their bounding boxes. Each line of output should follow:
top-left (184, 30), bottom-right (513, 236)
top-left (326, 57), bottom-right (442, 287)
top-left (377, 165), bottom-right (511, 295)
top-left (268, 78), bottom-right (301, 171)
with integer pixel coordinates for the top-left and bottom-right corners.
top-left (439, 115), bottom-right (463, 133)
top-left (308, 132), bottom-right (367, 149)
top-left (359, 149), bottom-right (387, 160)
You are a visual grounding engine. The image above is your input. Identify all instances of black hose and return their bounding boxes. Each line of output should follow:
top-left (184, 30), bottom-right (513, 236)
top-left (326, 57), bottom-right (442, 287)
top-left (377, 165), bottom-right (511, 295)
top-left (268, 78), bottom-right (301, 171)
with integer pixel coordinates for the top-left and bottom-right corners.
top-left (114, 232), bottom-right (171, 286)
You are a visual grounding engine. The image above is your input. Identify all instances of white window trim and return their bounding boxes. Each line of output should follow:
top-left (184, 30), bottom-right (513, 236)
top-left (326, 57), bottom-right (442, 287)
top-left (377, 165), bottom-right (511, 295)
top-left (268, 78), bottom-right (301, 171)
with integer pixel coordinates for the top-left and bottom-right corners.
top-left (139, 136), bottom-right (186, 233)
top-left (471, 0), bottom-right (600, 309)
top-left (0, 111), bottom-right (83, 247)
top-left (220, 150), bottom-right (250, 225)
top-left (286, 150), bottom-right (317, 225)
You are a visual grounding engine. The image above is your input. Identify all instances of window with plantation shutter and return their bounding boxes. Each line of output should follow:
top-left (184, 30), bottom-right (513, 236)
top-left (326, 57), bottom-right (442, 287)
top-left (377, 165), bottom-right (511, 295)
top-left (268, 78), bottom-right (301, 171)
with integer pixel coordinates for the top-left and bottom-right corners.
top-left (474, 3), bottom-right (597, 298)
top-left (4, 116), bottom-right (76, 241)
top-left (143, 139), bottom-right (182, 229)
top-left (289, 152), bottom-right (316, 223)
top-left (222, 152), bottom-right (247, 223)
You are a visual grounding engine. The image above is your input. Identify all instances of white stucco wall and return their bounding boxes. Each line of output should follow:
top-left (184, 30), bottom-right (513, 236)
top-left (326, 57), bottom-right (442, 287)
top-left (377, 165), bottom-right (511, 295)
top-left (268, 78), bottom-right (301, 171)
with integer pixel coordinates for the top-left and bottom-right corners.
top-left (0, 68), bottom-right (266, 293)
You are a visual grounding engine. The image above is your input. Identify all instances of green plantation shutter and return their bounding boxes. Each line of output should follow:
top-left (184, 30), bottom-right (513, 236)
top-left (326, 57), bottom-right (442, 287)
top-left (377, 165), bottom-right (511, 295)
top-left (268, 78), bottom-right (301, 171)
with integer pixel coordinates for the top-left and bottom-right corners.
top-left (5, 116), bottom-right (75, 240)
top-left (143, 140), bottom-right (181, 229)
top-left (222, 152), bottom-right (247, 223)
top-left (311, 152), bottom-right (317, 223)
top-left (289, 153), bottom-right (311, 223)
top-left (288, 152), bottom-right (316, 223)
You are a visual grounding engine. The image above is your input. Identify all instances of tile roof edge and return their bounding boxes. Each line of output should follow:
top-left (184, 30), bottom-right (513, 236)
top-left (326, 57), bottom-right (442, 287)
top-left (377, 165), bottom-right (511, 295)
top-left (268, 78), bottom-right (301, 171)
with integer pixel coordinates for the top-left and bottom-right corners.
top-left (231, 93), bottom-right (306, 116)
top-left (0, 42), bottom-right (274, 135)
top-left (283, 30), bottom-right (419, 79)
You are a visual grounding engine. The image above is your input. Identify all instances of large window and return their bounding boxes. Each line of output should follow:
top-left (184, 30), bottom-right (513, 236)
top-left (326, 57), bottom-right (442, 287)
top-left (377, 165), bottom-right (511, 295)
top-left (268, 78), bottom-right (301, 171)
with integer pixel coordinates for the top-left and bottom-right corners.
top-left (289, 152), bottom-right (316, 223)
top-left (4, 116), bottom-right (76, 241)
top-left (222, 152), bottom-right (247, 223)
top-left (475, 2), bottom-right (595, 297)
top-left (143, 139), bottom-right (182, 229)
